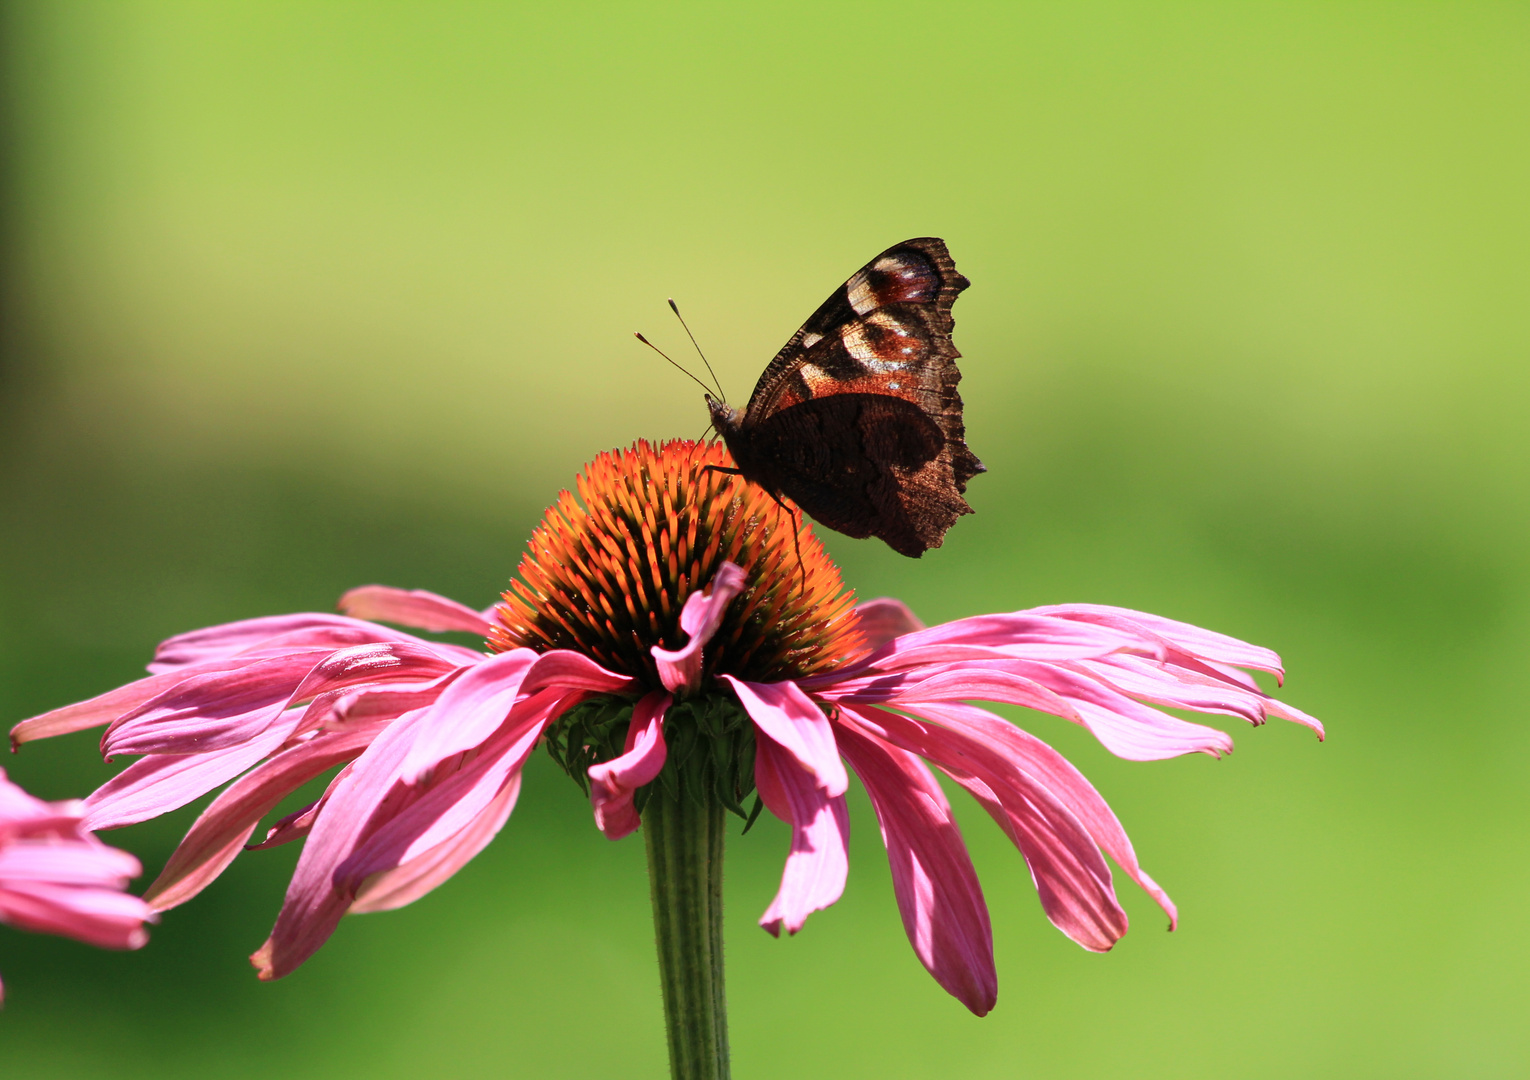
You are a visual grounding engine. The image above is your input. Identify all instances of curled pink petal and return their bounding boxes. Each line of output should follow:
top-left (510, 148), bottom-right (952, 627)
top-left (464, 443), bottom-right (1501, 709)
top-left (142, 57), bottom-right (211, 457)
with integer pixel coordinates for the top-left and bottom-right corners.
top-left (834, 721), bottom-right (996, 1015)
top-left (754, 734), bottom-right (850, 936)
top-left (338, 585), bottom-right (497, 636)
top-left (588, 691), bottom-right (670, 840)
top-left (721, 676), bottom-right (848, 797)
top-left (652, 561), bottom-right (747, 694)
top-left (854, 597), bottom-right (926, 650)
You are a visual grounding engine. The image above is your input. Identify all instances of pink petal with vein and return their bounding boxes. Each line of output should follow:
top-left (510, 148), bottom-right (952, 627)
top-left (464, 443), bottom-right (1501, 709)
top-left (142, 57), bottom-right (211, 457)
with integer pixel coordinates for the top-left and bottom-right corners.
top-left (721, 676), bottom-right (848, 797)
top-left (338, 585), bottom-right (496, 636)
top-left (142, 724), bottom-right (385, 911)
top-left (754, 734), bottom-right (850, 936)
top-left (651, 561), bottom-right (746, 694)
top-left (834, 721), bottom-right (996, 1015)
top-left (589, 691), bottom-right (670, 839)
top-left (841, 705), bottom-right (1128, 952)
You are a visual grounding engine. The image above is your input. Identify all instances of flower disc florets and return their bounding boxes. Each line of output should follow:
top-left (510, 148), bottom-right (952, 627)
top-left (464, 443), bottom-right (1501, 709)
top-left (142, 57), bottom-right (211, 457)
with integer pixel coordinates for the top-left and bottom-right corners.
top-left (491, 439), bottom-right (863, 687)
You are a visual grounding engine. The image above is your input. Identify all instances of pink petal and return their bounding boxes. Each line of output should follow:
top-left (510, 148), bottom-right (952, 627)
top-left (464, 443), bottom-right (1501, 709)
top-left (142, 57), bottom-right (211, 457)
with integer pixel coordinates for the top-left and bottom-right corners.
top-left (588, 691), bottom-right (670, 840)
top-left (349, 772), bottom-right (522, 914)
top-left (1077, 654), bottom-right (1325, 740)
top-left (149, 614), bottom-right (415, 674)
top-left (0, 839), bottom-right (142, 887)
top-left (854, 613), bottom-right (1149, 672)
top-left (721, 676), bottom-right (848, 797)
top-left (1030, 603), bottom-right (1286, 682)
top-left (338, 585), bottom-right (496, 636)
top-left (853, 597), bottom-right (926, 650)
top-left (142, 724), bottom-right (385, 912)
top-left (754, 733), bottom-right (850, 936)
top-left (0, 880), bottom-right (154, 950)
top-left (10, 665), bottom-right (247, 748)
top-left (102, 652), bottom-right (330, 758)
top-left (250, 708), bottom-right (434, 980)
top-left (833, 721), bottom-right (996, 1015)
top-left (106, 641), bottom-right (463, 758)
top-left (82, 712), bottom-right (304, 831)
top-left (910, 701), bottom-right (1177, 928)
top-left (395, 649), bottom-right (538, 784)
top-left (337, 692), bottom-right (564, 887)
top-left (651, 561), bottom-right (747, 694)
top-left (841, 705), bottom-right (1129, 952)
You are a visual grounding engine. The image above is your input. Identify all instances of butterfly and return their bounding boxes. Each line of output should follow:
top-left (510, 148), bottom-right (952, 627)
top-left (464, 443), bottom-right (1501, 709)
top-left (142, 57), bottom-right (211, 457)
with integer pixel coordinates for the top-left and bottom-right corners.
top-left (706, 237), bottom-right (984, 557)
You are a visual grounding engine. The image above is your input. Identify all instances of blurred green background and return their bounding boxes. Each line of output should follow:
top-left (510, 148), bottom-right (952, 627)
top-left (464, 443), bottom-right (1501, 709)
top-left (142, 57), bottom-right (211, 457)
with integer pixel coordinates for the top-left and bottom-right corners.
top-left (1, 2), bottom-right (1525, 1076)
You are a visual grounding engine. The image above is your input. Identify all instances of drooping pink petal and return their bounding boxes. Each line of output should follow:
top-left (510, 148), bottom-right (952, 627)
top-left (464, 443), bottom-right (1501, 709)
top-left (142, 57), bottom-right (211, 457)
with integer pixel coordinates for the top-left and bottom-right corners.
top-left (854, 597), bottom-right (926, 650)
top-left (588, 691), bottom-right (670, 840)
top-left (250, 707), bottom-right (434, 980)
top-left (721, 676), bottom-right (847, 797)
top-left (337, 691), bottom-right (565, 889)
top-left (82, 711), bottom-right (304, 831)
top-left (142, 723), bottom-right (386, 911)
top-left (833, 721), bottom-right (996, 1015)
top-left (338, 585), bottom-right (496, 636)
top-left (840, 704), bottom-right (1129, 952)
top-left (253, 684), bottom-right (566, 980)
top-left (349, 772), bottom-right (522, 914)
top-left (754, 733), bottom-right (850, 936)
top-left (1076, 654), bottom-right (1325, 740)
top-left (909, 701), bottom-right (1177, 928)
top-left (651, 561), bottom-right (747, 694)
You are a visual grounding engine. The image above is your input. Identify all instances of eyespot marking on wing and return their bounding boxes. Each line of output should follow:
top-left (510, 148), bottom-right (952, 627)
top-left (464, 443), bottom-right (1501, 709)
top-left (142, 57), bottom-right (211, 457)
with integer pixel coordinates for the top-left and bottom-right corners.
top-left (846, 253), bottom-right (941, 316)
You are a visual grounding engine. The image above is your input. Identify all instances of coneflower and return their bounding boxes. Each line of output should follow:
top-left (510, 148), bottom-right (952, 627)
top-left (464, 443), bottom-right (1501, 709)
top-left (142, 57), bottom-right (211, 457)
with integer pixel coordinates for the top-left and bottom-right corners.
top-left (10, 439), bottom-right (1322, 1079)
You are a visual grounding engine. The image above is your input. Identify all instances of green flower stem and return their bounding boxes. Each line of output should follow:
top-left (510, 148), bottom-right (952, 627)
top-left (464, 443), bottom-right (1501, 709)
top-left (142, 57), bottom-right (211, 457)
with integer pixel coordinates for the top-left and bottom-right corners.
top-left (643, 784), bottom-right (731, 1080)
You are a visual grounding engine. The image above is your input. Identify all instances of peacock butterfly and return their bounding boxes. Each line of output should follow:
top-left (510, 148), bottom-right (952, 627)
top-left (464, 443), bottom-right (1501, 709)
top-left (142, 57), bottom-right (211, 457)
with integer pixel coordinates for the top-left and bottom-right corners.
top-left (706, 237), bottom-right (984, 557)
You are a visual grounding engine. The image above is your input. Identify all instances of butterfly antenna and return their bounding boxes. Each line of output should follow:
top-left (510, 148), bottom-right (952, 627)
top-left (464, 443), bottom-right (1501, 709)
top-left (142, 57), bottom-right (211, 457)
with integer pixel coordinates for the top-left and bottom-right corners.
top-left (634, 332), bottom-right (716, 397)
top-left (668, 298), bottom-right (726, 403)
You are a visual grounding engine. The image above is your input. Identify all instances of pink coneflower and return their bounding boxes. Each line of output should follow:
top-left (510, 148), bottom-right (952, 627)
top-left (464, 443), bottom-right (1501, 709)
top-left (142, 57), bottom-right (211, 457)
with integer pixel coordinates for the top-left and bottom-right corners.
top-left (0, 768), bottom-right (154, 1002)
top-left (10, 439), bottom-right (1320, 1073)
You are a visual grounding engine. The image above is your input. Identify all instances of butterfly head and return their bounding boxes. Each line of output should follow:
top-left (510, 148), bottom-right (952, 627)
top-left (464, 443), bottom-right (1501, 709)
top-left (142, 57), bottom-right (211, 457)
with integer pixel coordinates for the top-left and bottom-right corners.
top-left (704, 393), bottom-right (741, 439)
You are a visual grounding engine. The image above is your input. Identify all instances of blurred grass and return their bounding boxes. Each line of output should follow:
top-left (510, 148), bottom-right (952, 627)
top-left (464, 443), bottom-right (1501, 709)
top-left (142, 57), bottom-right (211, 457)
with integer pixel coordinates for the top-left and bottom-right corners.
top-left (1, 2), bottom-right (1527, 1077)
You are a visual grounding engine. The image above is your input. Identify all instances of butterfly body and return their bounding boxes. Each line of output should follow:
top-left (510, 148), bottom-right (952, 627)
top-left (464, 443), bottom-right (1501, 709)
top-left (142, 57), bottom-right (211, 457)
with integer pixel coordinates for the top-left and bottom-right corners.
top-left (707, 237), bottom-right (984, 558)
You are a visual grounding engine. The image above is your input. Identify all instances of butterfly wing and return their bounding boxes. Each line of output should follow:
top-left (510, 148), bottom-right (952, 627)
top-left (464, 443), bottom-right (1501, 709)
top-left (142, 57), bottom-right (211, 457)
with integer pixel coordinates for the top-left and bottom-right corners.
top-left (739, 237), bottom-right (984, 556)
